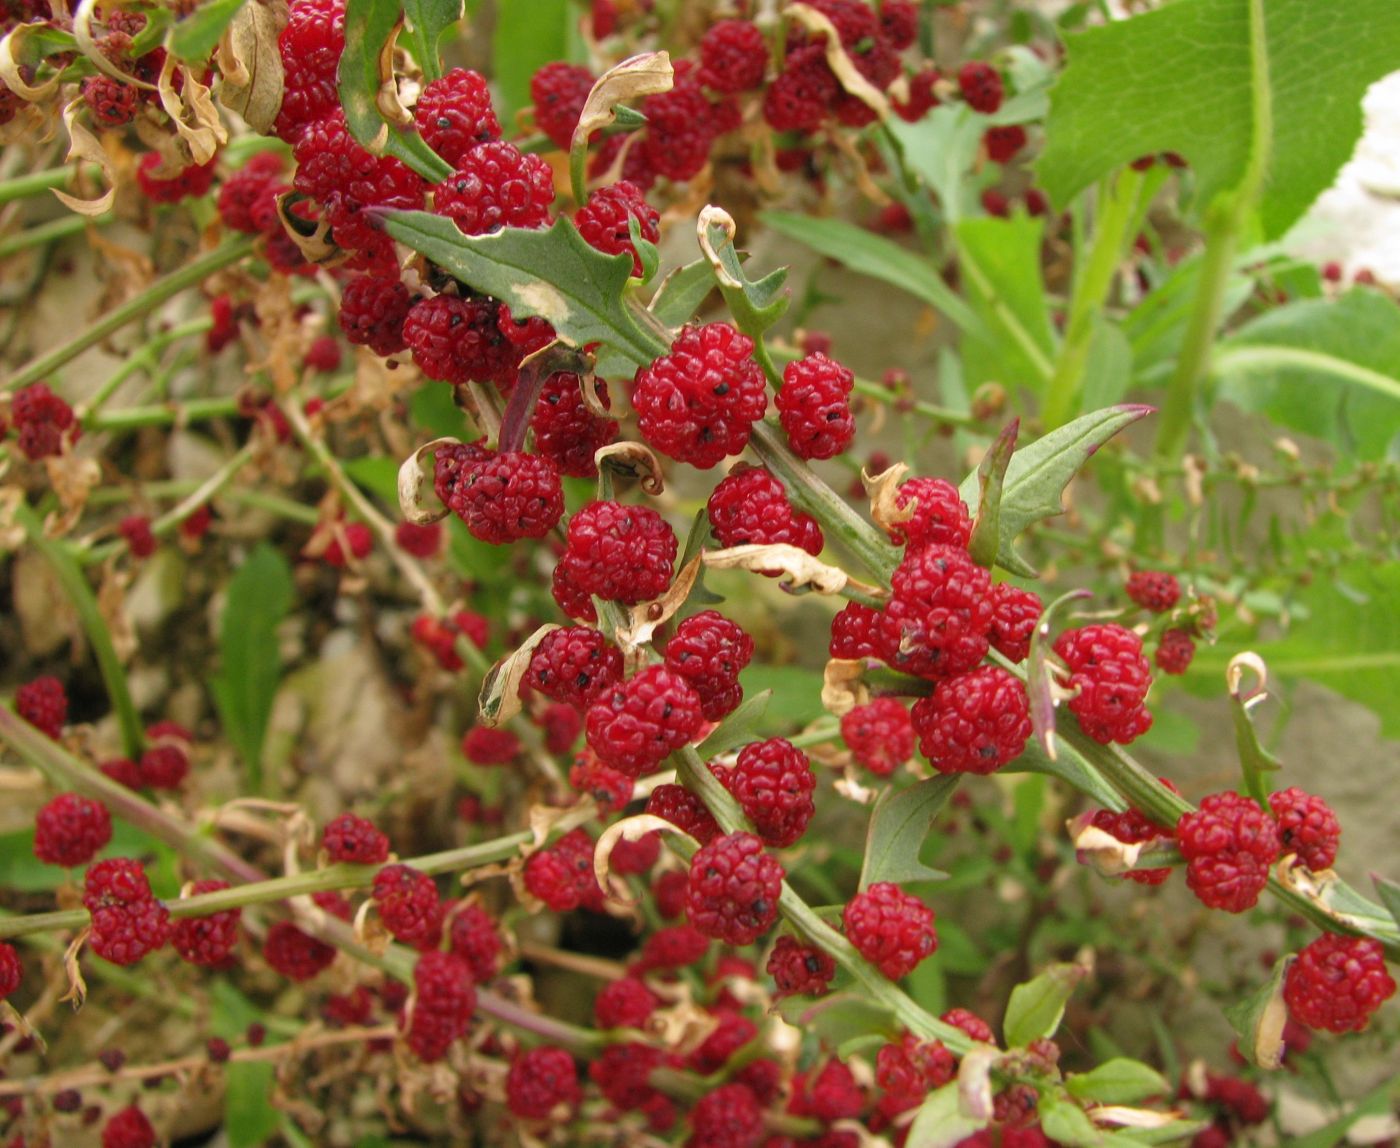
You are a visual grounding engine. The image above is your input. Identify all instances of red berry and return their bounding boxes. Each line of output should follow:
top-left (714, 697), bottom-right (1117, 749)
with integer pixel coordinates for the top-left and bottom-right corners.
top-left (840, 699), bottom-right (914, 776)
top-left (911, 666), bottom-right (1031, 775)
top-left (889, 477), bottom-right (973, 550)
top-left (338, 274), bottom-right (414, 357)
top-left (777, 352), bottom-right (855, 460)
top-left (880, 0), bottom-right (919, 49)
top-left (632, 323), bottom-right (769, 468)
top-left (635, 923), bottom-right (709, 972)
top-left (434, 141), bottom-right (555, 235)
top-left (170, 879), bottom-right (241, 967)
top-left (686, 831), bottom-right (784, 945)
top-left (263, 920), bottom-right (336, 980)
top-left (136, 153), bottom-right (217, 203)
top-left (16, 676), bottom-right (67, 739)
top-left (0, 941), bottom-right (21, 998)
top-left (640, 80), bottom-right (716, 183)
top-left (611, 830), bottom-right (661, 876)
top-left (830, 601), bottom-right (892, 661)
top-left (941, 1007), bottom-right (994, 1043)
top-left (646, 783), bottom-right (720, 845)
top-left (882, 544), bottom-right (995, 679)
top-left (767, 934), bottom-right (836, 998)
top-left (506, 1046), bottom-right (581, 1119)
top-left (525, 626), bottom-right (624, 710)
top-left (102, 1104), bottom-right (156, 1148)
top-left (100, 757), bottom-right (144, 790)
top-left (706, 466), bottom-right (824, 555)
top-left (691, 1017), bottom-right (758, 1073)
top-left (530, 371), bottom-right (618, 477)
top-left (117, 515), bottom-right (156, 558)
top-left (687, 1082), bottom-right (763, 1148)
top-left (394, 520), bottom-right (442, 558)
top-left (402, 295), bottom-right (520, 387)
top-left (575, 181), bottom-right (660, 276)
top-left (877, 1033), bottom-right (955, 1107)
top-left (843, 881), bottom-right (937, 980)
top-left (217, 159), bottom-right (286, 233)
top-left (405, 949), bottom-right (477, 1061)
top-left (595, 975), bottom-right (660, 1029)
top-left (1089, 799), bottom-right (1176, 886)
top-left (1177, 792), bottom-right (1280, 913)
top-left (540, 701), bottom-right (583, 753)
top-left (11, 383), bottom-right (78, 461)
top-left (663, 610), bottom-right (755, 721)
top-left (272, 0), bottom-right (346, 140)
top-left (791, 1058), bottom-right (865, 1121)
top-left (586, 666), bottom-right (704, 777)
top-left (985, 124), bottom-right (1027, 163)
top-left (590, 1041), bottom-right (668, 1110)
top-left (138, 721), bottom-right (191, 789)
top-left (447, 449), bottom-right (565, 544)
top-left (718, 738), bottom-right (816, 848)
top-left (322, 812), bottom-right (390, 865)
top-left (447, 903), bottom-right (502, 982)
top-left (414, 67), bottom-right (500, 166)
top-left (958, 61), bottom-right (1004, 114)
top-left (33, 793), bottom-right (112, 868)
top-left (1155, 628), bottom-right (1196, 675)
top-left (1268, 787), bottom-right (1341, 871)
top-left (83, 75), bottom-right (138, 126)
top-left (988, 583), bottom-right (1042, 663)
top-left (560, 500), bottom-right (678, 606)
top-left (462, 726), bottom-right (521, 765)
top-left (1126, 570), bottom-right (1181, 613)
top-left (373, 864), bottom-right (442, 947)
top-left (83, 858), bottom-right (171, 966)
top-left (303, 335), bottom-right (341, 373)
top-left (320, 520), bottom-right (373, 568)
top-left (895, 65), bottom-right (942, 122)
top-left (1284, 934), bottom-right (1396, 1033)
top-left (1203, 1073), bottom-right (1269, 1125)
top-left (530, 62), bottom-right (595, 150)
top-left (653, 869), bottom-right (689, 919)
top-left (699, 19), bottom-right (769, 92)
top-left (523, 828), bottom-right (603, 911)
top-left (1053, 623), bottom-right (1154, 745)
top-left (764, 45), bottom-right (837, 132)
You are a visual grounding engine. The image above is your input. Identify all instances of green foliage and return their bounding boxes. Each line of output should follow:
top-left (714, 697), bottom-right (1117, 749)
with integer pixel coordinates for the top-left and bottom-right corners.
top-left (858, 776), bottom-right (956, 890)
top-left (1002, 961), bottom-right (1087, 1047)
top-left (491, 0), bottom-right (572, 123)
top-left (888, 104), bottom-right (986, 224)
top-left (168, 0), bottom-right (246, 60)
top-left (401, 0), bottom-right (462, 81)
top-left (699, 211), bottom-right (790, 339)
top-left (696, 691), bottom-right (773, 759)
top-left (1037, 0), bottom-right (1400, 238)
top-left (1065, 1059), bottom-right (1170, 1106)
top-left (906, 1082), bottom-right (988, 1147)
top-left (735, 664), bottom-right (827, 732)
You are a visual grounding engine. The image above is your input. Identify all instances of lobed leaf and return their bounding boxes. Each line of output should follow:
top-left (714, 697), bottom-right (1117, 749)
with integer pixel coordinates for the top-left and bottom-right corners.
top-left (858, 776), bottom-right (957, 890)
top-left (401, 0), bottom-right (462, 81)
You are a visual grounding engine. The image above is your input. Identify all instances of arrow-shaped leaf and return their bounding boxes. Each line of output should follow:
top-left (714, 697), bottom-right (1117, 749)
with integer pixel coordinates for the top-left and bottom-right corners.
top-left (858, 776), bottom-right (957, 890)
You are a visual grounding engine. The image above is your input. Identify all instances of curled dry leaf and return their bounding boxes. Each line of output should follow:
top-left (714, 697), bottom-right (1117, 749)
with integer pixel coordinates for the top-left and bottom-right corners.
top-left (73, 0), bottom-right (153, 89)
top-left (863, 461), bottom-right (914, 533)
top-left (43, 451), bottom-right (101, 534)
top-left (158, 54), bottom-right (228, 167)
top-left (650, 995), bottom-right (725, 1057)
top-left (217, 0), bottom-right (288, 134)
top-left (52, 96), bottom-right (116, 217)
top-left (478, 624), bottom-right (561, 727)
top-left (274, 192), bottom-right (340, 265)
top-left (0, 23), bottom-right (62, 100)
top-left (594, 441), bottom-right (667, 497)
top-left (834, 770), bottom-right (880, 806)
top-left (1226, 651), bottom-right (1269, 709)
top-left (702, 543), bottom-right (849, 594)
top-left (1067, 813), bottom-right (1146, 877)
top-left (0, 999), bottom-right (45, 1049)
top-left (60, 926), bottom-right (91, 1009)
top-left (373, 22), bottom-right (413, 129)
top-left (525, 799), bottom-right (597, 851)
top-left (957, 1047), bottom-right (998, 1122)
top-left (593, 813), bottom-right (675, 902)
top-left (785, 3), bottom-right (891, 121)
top-left (697, 204), bottom-right (741, 289)
top-left (615, 553), bottom-right (700, 655)
top-left (1089, 1107), bottom-right (1191, 1130)
top-left (397, 436), bottom-right (459, 525)
top-left (572, 51), bottom-right (675, 152)
top-left (821, 658), bottom-right (868, 717)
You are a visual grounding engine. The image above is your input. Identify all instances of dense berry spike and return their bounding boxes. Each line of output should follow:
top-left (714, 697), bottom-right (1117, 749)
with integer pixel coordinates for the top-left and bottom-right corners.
top-left (586, 666), bottom-right (704, 776)
top-left (841, 698), bottom-right (915, 776)
top-left (561, 500), bottom-right (678, 605)
top-left (1126, 569), bottom-right (1181, 613)
top-left (707, 466), bottom-right (824, 555)
top-left (531, 372), bottom-right (618, 477)
top-left (1177, 792), bottom-right (1279, 913)
top-left (83, 858), bottom-right (171, 966)
top-left (777, 352), bottom-right (855, 460)
top-left (889, 477), bottom-right (974, 550)
top-left (17, 675), bottom-right (67, 738)
top-left (406, 949), bottom-right (477, 1061)
top-left (1268, 787), bottom-right (1341, 871)
top-left (911, 666), bottom-right (1031, 774)
top-left (1053, 623), bottom-right (1154, 744)
top-left (718, 738), bottom-right (816, 848)
top-left (33, 792), bottom-right (112, 867)
top-left (525, 627), bottom-right (625, 709)
top-left (263, 921), bottom-right (336, 980)
top-left (171, 880), bottom-right (241, 967)
top-left (987, 583), bottom-right (1042, 663)
top-left (531, 62), bottom-right (594, 150)
top-left (434, 141), bottom-right (555, 235)
top-left (1284, 934), bottom-right (1395, 1033)
top-left (686, 832), bottom-right (784, 945)
top-left (882, 544), bottom-right (995, 679)
top-left (414, 67), bottom-right (500, 166)
top-left (322, 813), bottom-right (390, 865)
top-left (373, 864), bottom-right (442, 947)
top-left (843, 881), bottom-right (937, 980)
top-left (646, 783), bottom-right (721, 845)
top-left (664, 610), bottom-right (755, 721)
top-left (575, 181), bottom-right (660, 276)
top-left (767, 934), bottom-right (836, 998)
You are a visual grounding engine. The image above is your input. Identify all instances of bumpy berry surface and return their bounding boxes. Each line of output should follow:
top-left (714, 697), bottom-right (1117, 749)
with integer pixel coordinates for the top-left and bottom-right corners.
top-left (719, 738), bottom-right (816, 848)
top-left (1268, 787), bottom-right (1341, 871)
top-left (447, 902), bottom-right (502, 982)
top-left (877, 1033), bottom-right (955, 1109)
top-left (523, 827), bottom-right (603, 911)
top-left (958, 61), bottom-right (1004, 114)
top-left (414, 67), bottom-right (500, 165)
top-left (1177, 792), bottom-right (1280, 913)
top-left (764, 44), bottom-right (837, 131)
top-left (777, 352), bottom-right (855, 460)
top-left (136, 154), bottom-right (217, 203)
top-left (531, 372), bottom-right (617, 477)
top-left (594, 975), bottom-right (660, 1029)
top-left (530, 61), bottom-right (594, 150)
top-left (843, 881), bottom-right (937, 980)
top-left (841, 698), bottom-right (914, 776)
top-left (1089, 799), bottom-right (1176, 886)
top-left (0, 940), bottom-right (21, 998)
top-left (395, 521), bottom-right (441, 559)
top-left (434, 141), bottom-right (555, 235)
top-left (1053, 624), bottom-right (1154, 744)
top-left (373, 864), bottom-right (442, 946)
top-left (640, 80), bottom-right (715, 183)
top-left (171, 879), bottom-right (241, 966)
top-left (272, 0), bottom-right (346, 139)
top-left (406, 949), bottom-right (476, 1062)
top-left (611, 830), bottom-right (661, 876)
top-left (1283, 934), bottom-right (1396, 1033)
top-left (687, 1082), bottom-right (763, 1148)
top-left (506, 1046), bottom-right (581, 1118)
top-left (1126, 569), bottom-right (1181, 613)
top-left (985, 124), bottom-right (1027, 163)
top-left (790, 1058), bottom-right (864, 1121)
top-left (830, 601), bottom-right (891, 661)
top-left (322, 812), bottom-right (390, 865)
top-left (889, 477), bottom-right (973, 550)
top-left (632, 323), bottom-right (768, 469)
top-left (17, 675), bottom-right (67, 738)
top-left (646, 783), bottom-right (720, 845)
top-left (882, 544), bottom-right (995, 679)
top-left (33, 792), bottom-right (112, 868)
top-left (686, 832), bottom-right (784, 945)
top-left (263, 921), bottom-right (336, 980)
top-left (432, 438), bottom-right (492, 511)
top-left (880, 0), bottom-right (919, 48)
top-left (1154, 628), bottom-right (1196, 675)
top-left (575, 181), bottom-right (660, 276)
top-left (449, 450), bottom-right (564, 544)
top-left (561, 500), bottom-right (678, 605)
top-left (84, 858), bottom-right (170, 965)
top-left (217, 160), bottom-right (285, 233)
top-left (896, 65), bottom-right (942, 122)
top-left (635, 923), bottom-right (710, 971)
top-left (402, 295), bottom-right (519, 387)
top-left (699, 19), bottom-right (769, 92)
top-left (664, 609), bottom-right (755, 721)
top-left (586, 665), bottom-right (704, 776)
top-left (338, 274), bottom-right (414, 357)
top-left (102, 1105), bottom-right (156, 1148)
top-left (988, 583), bottom-right (1042, 663)
top-left (767, 934), bottom-right (836, 998)
top-left (942, 1006), bottom-right (995, 1043)
top-left (526, 627), bottom-right (624, 710)
top-left (83, 75), bottom-right (138, 126)
top-left (319, 520), bottom-right (373, 568)
top-left (706, 466), bottom-right (824, 554)
top-left (12, 383), bottom-right (79, 460)
top-left (911, 666), bottom-right (1031, 775)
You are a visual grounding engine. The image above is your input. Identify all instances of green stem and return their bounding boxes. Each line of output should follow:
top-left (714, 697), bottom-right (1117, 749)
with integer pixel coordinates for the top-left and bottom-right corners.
top-left (0, 213), bottom-right (107, 260)
top-left (4, 236), bottom-right (255, 393)
top-left (768, 344), bottom-right (977, 428)
top-left (0, 166), bottom-right (79, 205)
top-left (84, 395), bottom-right (243, 430)
top-left (78, 318), bottom-right (212, 421)
top-left (13, 503), bottom-right (144, 758)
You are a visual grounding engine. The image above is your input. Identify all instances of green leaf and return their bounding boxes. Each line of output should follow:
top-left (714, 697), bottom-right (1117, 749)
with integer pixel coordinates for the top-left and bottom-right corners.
top-left (382, 212), bottom-right (665, 367)
top-left (401, 0), bottom-right (462, 81)
top-left (696, 691), bottom-right (772, 759)
top-left (649, 258), bottom-right (718, 328)
top-left (1213, 290), bottom-right (1400, 461)
top-left (888, 104), bottom-right (986, 226)
top-left (1003, 961), bottom-right (1090, 1047)
top-left (736, 664), bottom-right (826, 732)
top-left (758, 210), bottom-right (983, 336)
top-left (1080, 316), bottom-right (1134, 412)
top-left (340, 0), bottom-right (454, 181)
top-left (967, 420), bottom-right (1020, 571)
top-left (210, 544), bottom-right (293, 788)
top-left (699, 211), bottom-right (789, 338)
top-left (226, 1061), bottom-right (278, 1147)
top-left (1036, 1093), bottom-right (1112, 1147)
top-left (1005, 735), bottom-right (1126, 813)
top-left (955, 214), bottom-right (1057, 391)
top-left (859, 776), bottom-right (957, 890)
top-left (1067, 1060), bottom-right (1170, 1106)
top-left (1286, 1077), bottom-right (1400, 1148)
top-left (1374, 875), bottom-right (1400, 932)
top-left (774, 992), bottom-right (895, 1047)
top-left (168, 0), bottom-right (245, 59)
top-left (491, 0), bottom-right (570, 123)
top-left (905, 1081), bottom-right (988, 1148)
top-left (1036, 0), bottom-right (1400, 239)
top-left (342, 455), bottom-right (400, 505)
top-left (957, 406), bottom-right (1151, 576)
top-left (1223, 955), bottom-right (1291, 1070)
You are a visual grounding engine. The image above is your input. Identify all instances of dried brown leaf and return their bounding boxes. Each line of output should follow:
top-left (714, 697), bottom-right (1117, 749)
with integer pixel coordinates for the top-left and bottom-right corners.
top-left (615, 553), bottom-right (700, 654)
top-left (573, 51), bottom-right (674, 151)
top-left (1067, 813), bottom-right (1146, 878)
top-left (697, 204), bottom-right (741, 289)
top-left (821, 658), bottom-right (868, 717)
top-left (478, 624), bottom-right (561, 727)
top-left (863, 461), bottom-right (913, 533)
top-left (52, 95), bottom-right (115, 217)
top-left (397, 436), bottom-right (458, 525)
top-left (60, 926), bottom-right (90, 1008)
top-left (42, 451), bottom-right (101, 533)
top-left (786, 3), bottom-right (891, 121)
top-left (158, 55), bottom-right (228, 166)
top-left (702, 543), bottom-right (849, 594)
top-left (0, 23), bottom-right (61, 99)
top-left (217, 0), bottom-right (288, 133)
top-left (73, 0), bottom-right (152, 89)
top-left (594, 441), bottom-right (666, 497)
top-left (97, 562), bottom-right (136, 663)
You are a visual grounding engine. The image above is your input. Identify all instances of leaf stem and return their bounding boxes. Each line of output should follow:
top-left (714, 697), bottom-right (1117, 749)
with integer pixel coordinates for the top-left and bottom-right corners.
top-left (0, 165), bottom-right (79, 205)
top-left (0, 213), bottom-right (107, 260)
top-left (77, 318), bottom-right (213, 421)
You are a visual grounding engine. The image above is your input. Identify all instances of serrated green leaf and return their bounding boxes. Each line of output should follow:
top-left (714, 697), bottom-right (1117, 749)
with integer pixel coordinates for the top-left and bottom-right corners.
top-left (696, 691), bottom-right (772, 760)
top-left (226, 1061), bottom-right (278, 1147)
top-left (649, 258), bottom-right (717, 327)
top-left (401, 0), bottom-right (461, 81)
top-left (1036, 0), bottom-right (1400, 239)
top-left (858, 776), bottom-right (957, 891)
top-left (1213, 290), bottom-right (1400, 461)
top-left (956, 406), bottom-right (1151, 575)
top-left (1081, 316), bottom-right (1133, 412)
top-left (1067, 1060), bottom-right (1170, 1106)
top-left (955, 214), bottom-right (1056, 391)
top-left (382, 212), bottom-right (665, 367)
top-left (700, 214), bottom-right (789, 337)
top-left (1223, 955), bottom-right (1291, 1070)
top-left (1003, 961), bottom-right (1089, 1047)
top-left (340, 0), bottom-right (454, 181)
top-left (968, 420), bottom-right (1019, 570)
top-left (168, 0), bottom-right (245, 59)
top-left (758, 210), bottom-right (983, 336)
top-left (906, 1081), bottom-right (988, 1148)
top-left (491, 0), bottom-right (569, 122)
top-left (210, 544), bottom-right (292, 789)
